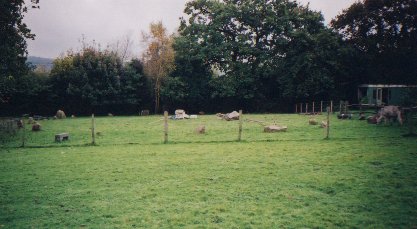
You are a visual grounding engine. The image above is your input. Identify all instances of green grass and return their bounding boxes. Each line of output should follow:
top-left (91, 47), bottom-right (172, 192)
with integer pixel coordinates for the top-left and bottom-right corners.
top-left (1, 114), bottom-right (416, 228)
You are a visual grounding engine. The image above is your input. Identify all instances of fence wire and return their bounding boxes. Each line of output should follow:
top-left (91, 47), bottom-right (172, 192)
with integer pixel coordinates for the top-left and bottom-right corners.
top-left (1, 112), bottom-right (415, 149)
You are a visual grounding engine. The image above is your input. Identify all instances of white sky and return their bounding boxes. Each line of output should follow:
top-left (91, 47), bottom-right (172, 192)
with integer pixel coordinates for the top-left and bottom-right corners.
top-left (24, 0), bottom-right (356, 58)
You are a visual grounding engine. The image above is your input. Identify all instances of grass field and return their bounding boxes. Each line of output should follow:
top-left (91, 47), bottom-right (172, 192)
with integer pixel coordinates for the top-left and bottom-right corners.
top-left (1, 113), bottom-right (417, 228)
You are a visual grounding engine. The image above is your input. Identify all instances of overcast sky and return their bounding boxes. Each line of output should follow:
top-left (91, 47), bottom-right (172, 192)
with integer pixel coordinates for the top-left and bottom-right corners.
top-left (24, 0), bottom-right (356, 58)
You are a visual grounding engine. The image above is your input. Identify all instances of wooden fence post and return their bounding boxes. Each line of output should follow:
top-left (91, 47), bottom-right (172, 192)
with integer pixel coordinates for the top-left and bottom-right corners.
top-left (164, 111), bottom-right (168, 144)
top-left (312, 102), bottom-right (315, 114)
top-left (339, 100), bottom-right (342, 113)
top-left (238, 110), bottom-right (243, 141)
top-left (326, 107), bottom-right (330, 139)
top-left (320, 101), bottom-right (323, 113)
top-left (330, 100), bottom-right (333, 113)
top-left (346, 101), bottom-right (349, 113)
top-left (21, 120), bottom-right (25, 147)
top-left (91, 114), bottom-right (96, 145)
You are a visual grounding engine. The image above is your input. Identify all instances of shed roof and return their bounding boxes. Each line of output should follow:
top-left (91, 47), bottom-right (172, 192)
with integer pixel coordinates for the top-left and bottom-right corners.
top-left (358, 84), bottom-right (417, 88)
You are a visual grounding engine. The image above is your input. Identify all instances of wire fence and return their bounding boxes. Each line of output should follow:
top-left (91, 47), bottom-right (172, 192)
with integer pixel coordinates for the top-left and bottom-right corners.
top-left (294, 100), bottom-right (383, 114)
top-left (1, 110), bottom-right (415, 149)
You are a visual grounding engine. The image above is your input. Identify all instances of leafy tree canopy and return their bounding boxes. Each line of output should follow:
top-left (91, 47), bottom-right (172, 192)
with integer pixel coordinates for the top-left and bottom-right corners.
top-left (50, 44), bottom-right (149, 114)
top-left (178, 0), bottom-right (346, 109)
top-left (0, 0), bottom-right (38, 103)
top-left (331, 0), bottom-right (417, 84)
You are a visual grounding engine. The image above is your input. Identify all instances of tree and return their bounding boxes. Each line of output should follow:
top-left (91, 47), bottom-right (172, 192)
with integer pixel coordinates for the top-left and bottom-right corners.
top-left (331, 0), bottom-right (417, 84)
top-left (142, 22), bottom-right (175, 114)
top-left (109, 34), bottom-right (134, 63)
top-left (0, 0), bottom-right (39, 104)
top-left (50, 43), bottom-right (150, 115)
top-left (178, 0), bottom-right (346, 111)
top-left (169, 35), bottom-right (212, 112)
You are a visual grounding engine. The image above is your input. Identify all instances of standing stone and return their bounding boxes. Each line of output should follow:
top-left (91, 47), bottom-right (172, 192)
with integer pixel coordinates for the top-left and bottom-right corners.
top-left (56, 110), bottom-right (66, 119)
top-left (32, 122), bottom-right (41, 131)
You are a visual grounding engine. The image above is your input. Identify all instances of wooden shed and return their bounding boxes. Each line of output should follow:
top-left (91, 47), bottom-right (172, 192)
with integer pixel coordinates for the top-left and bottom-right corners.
top-left (357, 84), bottom-right (417, 106)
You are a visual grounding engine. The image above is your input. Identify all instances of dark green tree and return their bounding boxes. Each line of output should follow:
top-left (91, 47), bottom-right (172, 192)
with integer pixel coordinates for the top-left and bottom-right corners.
top-left (178, 0), bottom-right (347, 111)
top-left (50, 45), bottom-right (150, 115)
top-left (331, 0), bottom-right (417, 84)
top-left (0, 0), bottom-right (38, 104)
top-left (168, 35), bottom-right (212, 112)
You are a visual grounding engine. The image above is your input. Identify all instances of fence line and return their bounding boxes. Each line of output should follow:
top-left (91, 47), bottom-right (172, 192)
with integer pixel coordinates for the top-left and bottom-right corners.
top-left (296, 100), bottom-right (333, 114)
top-left (1, 110), bottom-right (415, 148)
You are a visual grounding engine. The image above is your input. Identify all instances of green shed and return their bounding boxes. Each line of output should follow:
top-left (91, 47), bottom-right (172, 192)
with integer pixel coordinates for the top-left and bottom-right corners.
top-left (358, 84), bottom-right (417, 106)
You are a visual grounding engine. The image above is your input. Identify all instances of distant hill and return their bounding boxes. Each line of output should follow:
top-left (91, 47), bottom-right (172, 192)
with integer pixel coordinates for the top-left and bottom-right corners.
top-left (27, 56), bottom-right (54, 71)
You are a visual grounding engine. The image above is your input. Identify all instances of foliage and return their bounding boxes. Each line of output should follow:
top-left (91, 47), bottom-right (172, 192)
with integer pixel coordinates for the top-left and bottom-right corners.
top-left (142, 22), bottom-right (176, 114)
top-left (169, 36), bottom-right (212, 112)
top-left (400, 88), bottom-right (417, 106)
top-left (177, 0), bottom-right (348, 111)
top-left (160, 76), bottom-right (188, 110)
top-left (50, 44), bottom-right (149, 115)
top-left (331, 0), bottom-right (417, 84)
top-left (0, 0), bottom-right (38, 104)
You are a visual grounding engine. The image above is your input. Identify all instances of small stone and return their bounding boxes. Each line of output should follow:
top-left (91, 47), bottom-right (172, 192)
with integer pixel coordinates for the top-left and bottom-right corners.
top-left (195, 125), bottom-right (205, 134)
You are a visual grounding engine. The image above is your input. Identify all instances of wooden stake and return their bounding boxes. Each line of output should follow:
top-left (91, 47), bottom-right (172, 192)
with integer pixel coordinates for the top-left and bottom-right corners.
top-left (339, 101), bottom-right (343, 113)
top-left (320, 101), bottom-right (323, 113)
top-left (164, 111), bottom-right (168, 144)
top-left (312, 102), bottom-right (315, 114)
top-left (330, 100), bottom-right (333, 113)
top-left (91, 114), bottom-right (96, 145)
top-left (326, 107), bottom-right (330, 139)
top-left (238, 110), bottom-right (243, 141)
top-left (21, 120), bottom-right (25, 147)
top-left (346, 101), bottom-right (349, 113)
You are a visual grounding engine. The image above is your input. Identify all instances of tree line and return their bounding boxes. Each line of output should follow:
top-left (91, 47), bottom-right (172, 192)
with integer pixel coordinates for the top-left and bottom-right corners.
top-left (1, 0), bottom-right (416, 116)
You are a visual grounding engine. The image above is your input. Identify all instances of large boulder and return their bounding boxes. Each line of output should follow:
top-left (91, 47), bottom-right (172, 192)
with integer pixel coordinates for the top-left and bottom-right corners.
top-left (174, 109), bottom-right (189, 119)
top-left (264, 125), bottom-right (287, 133)
top-left (56, 110), bottom-right (66, 119)
top-left (224, 111), bottom-right (240, 121)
